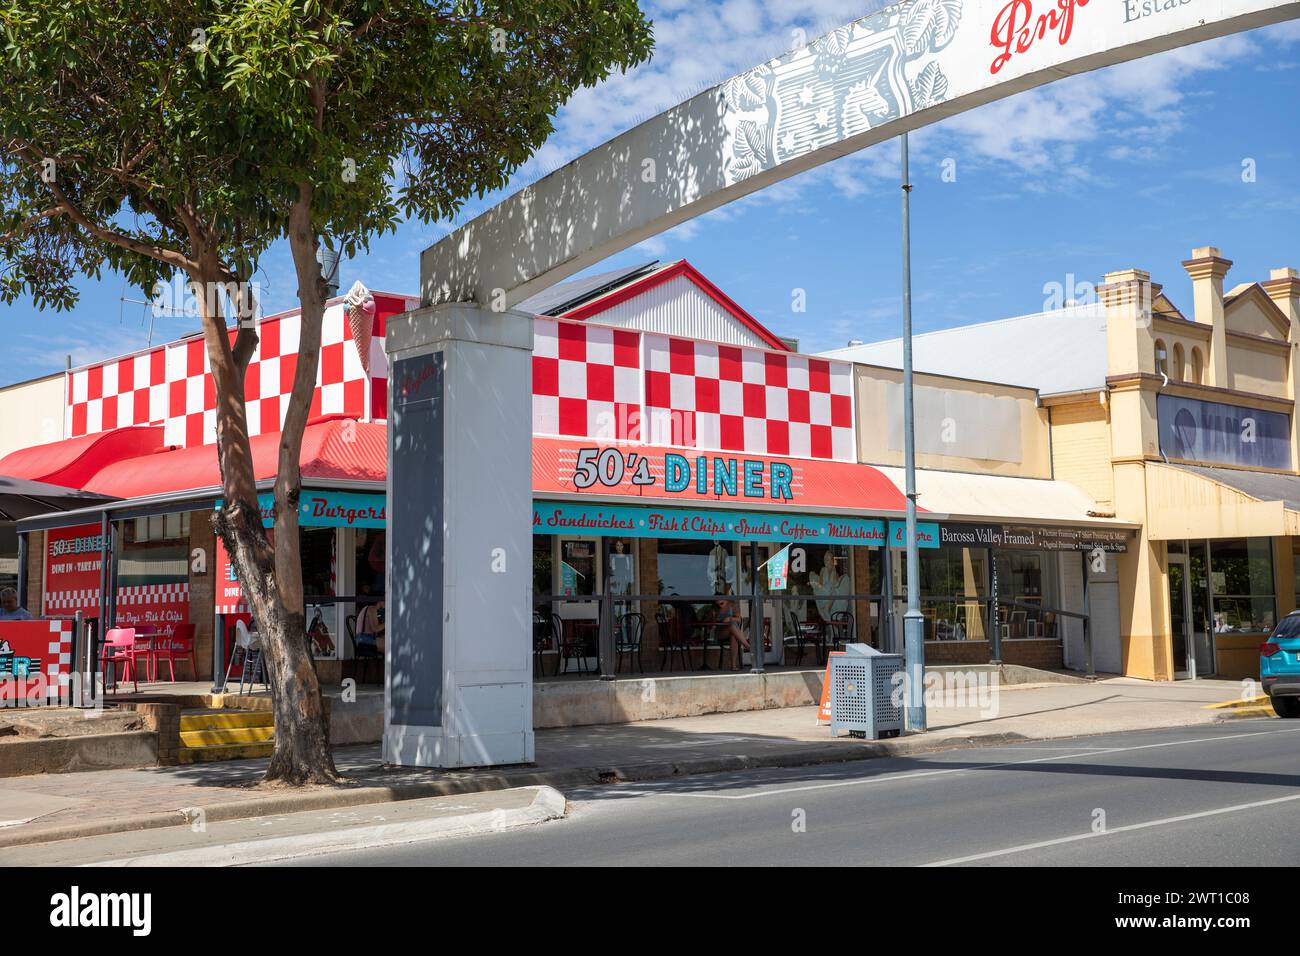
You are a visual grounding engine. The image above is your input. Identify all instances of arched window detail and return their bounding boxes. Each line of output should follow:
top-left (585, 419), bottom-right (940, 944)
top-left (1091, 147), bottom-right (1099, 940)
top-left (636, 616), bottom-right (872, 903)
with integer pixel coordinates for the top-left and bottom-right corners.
top-left (1191, 347), bottom-right (1203, 384)
top-left (1172, 343), bottom-right (1184, 382)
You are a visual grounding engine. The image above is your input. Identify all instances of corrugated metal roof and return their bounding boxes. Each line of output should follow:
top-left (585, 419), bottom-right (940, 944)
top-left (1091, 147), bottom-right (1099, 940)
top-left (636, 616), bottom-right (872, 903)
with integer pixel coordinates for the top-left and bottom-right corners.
top-left (821, 303), bottom-right (1109, 396)
top-left (1170, 463), bottom-right (1300, 513)
top-left (516, 260), bottom-right (659, 316)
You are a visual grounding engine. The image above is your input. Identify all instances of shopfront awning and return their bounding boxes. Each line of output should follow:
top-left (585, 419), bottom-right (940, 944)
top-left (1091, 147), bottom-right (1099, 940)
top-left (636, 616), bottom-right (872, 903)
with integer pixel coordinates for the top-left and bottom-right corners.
top-left (873, 465), bottom-right (1135, 530)
top-left (81, 417), bottom-right (386, 499)
top-left (0, 426), bottom-right (164, 488)
top-left (1146, 462), bottom-right (1300, 540)
top-left (0, 475), bottom-right (117, 520)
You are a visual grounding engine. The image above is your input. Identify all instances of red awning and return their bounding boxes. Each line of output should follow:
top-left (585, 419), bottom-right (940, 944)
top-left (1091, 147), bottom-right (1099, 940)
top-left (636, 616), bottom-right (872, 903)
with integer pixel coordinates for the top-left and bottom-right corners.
top-left (81, 417), bottom-right (386, 499)
top-left (0, 426), bottom-right (165, 489)
top-left (532, 436), bottom-right (912, 515)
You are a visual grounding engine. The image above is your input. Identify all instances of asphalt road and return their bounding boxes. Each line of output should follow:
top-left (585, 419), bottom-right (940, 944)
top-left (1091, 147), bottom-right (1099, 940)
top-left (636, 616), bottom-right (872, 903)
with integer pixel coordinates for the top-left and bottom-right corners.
top-left (271, 720), bottom-right (1300, 867)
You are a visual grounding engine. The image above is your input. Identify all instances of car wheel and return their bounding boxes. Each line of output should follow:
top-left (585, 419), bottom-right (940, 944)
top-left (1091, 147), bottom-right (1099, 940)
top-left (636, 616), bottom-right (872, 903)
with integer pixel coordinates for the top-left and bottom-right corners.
top-left (1271, 695), bottom-right (1300, 719)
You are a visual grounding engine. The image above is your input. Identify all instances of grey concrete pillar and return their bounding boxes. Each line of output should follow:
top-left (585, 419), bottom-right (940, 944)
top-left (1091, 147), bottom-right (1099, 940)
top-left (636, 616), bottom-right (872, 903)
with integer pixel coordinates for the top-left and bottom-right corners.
top-left (383, 303), bottom-right (534, 767)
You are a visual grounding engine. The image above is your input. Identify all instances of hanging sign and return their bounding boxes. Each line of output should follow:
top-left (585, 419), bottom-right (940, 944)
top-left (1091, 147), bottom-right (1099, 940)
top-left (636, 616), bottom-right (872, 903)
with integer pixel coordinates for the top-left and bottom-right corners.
top-left (765, 545), bottom-right (791, 590)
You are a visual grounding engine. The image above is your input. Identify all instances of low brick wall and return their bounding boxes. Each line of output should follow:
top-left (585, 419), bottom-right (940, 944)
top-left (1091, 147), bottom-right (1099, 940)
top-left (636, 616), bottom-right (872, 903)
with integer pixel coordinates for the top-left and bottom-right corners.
top-left (925, 639), bottom-right (1063, 670)
top-left (117, 701), bottom-right (182, 766)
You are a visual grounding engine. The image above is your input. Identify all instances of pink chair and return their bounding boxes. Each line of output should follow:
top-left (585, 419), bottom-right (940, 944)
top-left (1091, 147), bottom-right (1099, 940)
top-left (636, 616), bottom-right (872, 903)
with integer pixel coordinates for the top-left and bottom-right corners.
top-left (152, 624), bottom-right (197, 682)
top-left (101, 627), bottom-right (138, 693)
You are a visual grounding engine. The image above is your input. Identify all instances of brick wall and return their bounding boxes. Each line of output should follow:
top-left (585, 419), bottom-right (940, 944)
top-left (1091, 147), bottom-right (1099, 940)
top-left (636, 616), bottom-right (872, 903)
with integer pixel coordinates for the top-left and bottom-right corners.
top-left (925, 639), bottom-right (1064, 669)
top-left (24, 530), bottom-right (43, 617)
top-left (188, 513), bottom-right (215, 680)
top-left (851, 545), bottom-right (874, 645)
top-left (119, 701), bottom-right (181, 766)
top-left (637, 537), bottom-right (662, 662)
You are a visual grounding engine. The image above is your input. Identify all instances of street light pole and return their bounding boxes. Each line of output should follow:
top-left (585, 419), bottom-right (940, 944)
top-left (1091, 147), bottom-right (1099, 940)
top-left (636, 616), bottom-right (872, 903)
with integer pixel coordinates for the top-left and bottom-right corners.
top-left (900, 132), bottom-right (927, 733)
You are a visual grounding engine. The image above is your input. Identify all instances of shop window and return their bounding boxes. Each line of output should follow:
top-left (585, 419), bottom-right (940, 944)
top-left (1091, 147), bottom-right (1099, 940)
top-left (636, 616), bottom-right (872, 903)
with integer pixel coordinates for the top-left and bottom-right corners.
top-left (899, 545), bottom-right (989, 642)
top-left (607, 538), bottom-right (636, 597)
top-left (533, 535), bottom-right (554, 602)
top-left (608, 537), bottom-right (637, 620)
top-left (784, 544), bottom-right (853, 626)
top-left (656, 538), bottom-right (725, 598)
top-left (995, 550), bottom-right (1060, 638)
top-left (1190, 347), bottom-right (1203, 384)
top-left (559, 539), bottom-right (598, 598)
top-left (0, 523), bottom-right (17, 593)
top-left (1209, 538), bottom-right (1275, 636)
top-left (119, 512), bottom-right (192, 586)
top-left (1172, 343), bottom-right (1185, 382)
top-left (300, 527), bottom-right (336, 599)
top-left (354, 528), bottom-right (386, 597)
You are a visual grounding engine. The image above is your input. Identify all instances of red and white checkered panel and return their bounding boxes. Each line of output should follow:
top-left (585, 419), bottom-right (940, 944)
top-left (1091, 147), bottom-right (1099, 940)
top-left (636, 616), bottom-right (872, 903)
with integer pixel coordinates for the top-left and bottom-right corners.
top-left (65, 347), bottom-right (169, 437)
top-left (45, 619), bottom-right (74, 694)
top-left (43, 583), bottom-right (189, 615)
top-left (65, 302), bottom-right (389, 448)
top-left (642, 334), bottom-right (855, 461)
top-left (532, 318), bottom-right (642, 441)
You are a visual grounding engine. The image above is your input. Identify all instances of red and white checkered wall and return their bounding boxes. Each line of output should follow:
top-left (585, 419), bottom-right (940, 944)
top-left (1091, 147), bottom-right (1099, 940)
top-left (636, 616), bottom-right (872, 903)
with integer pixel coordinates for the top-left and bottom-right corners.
top-left (65, 296), bottom-right (411, 448)
top-left (65, 307), bottom-right (854, 463)
top-left (531, 319), bottom-right (855, 462)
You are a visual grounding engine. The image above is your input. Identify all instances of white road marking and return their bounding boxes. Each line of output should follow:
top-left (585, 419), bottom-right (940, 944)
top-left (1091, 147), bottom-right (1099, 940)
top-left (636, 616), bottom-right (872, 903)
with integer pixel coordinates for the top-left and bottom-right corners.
top-left (923, 791), bottom-right (1300, 866)
top-left (625, 726), bottom-right (1300, 801)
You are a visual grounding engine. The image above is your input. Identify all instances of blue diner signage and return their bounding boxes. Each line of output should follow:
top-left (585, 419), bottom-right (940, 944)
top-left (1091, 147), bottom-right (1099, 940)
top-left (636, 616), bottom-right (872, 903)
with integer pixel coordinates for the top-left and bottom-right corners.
top-left (218, 490), bottom-right (388, 529)
top-left (532, 501), bottom-right (940, 548)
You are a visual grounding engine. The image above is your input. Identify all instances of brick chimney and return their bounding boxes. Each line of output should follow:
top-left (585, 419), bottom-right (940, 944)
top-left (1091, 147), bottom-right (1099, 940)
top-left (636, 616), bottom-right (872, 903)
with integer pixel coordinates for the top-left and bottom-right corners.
top-left (1181, 246), bottom-right (1232, 387)
top-left (1098, 267), bottom-right (1153, 378)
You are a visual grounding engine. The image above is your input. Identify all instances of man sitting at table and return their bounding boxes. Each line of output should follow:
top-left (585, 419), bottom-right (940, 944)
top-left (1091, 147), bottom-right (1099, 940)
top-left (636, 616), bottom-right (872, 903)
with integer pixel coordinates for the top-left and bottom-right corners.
top-left (0, 587), bottom-right (31, 621)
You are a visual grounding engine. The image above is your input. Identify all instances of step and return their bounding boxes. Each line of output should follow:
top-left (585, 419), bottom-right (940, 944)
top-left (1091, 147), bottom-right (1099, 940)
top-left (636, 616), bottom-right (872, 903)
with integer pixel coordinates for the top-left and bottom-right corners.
top-left (175, 741), bottom-right (274, 764)
top-left (179, 710), bottom-right (274, 732)
top-left (180, 726), bottom-right (275, 747)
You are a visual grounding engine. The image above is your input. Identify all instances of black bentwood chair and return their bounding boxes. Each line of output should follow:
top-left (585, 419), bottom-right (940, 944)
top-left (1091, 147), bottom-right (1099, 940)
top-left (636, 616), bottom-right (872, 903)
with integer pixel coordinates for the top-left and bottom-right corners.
top-left (556, 613), bottom-right (590, 675)
top-left (615, 613), bottom-right (645, 673)
top-left (533, 611), bottom-right (554, 677)
top-left (655, 604), bottom-right (692, 672)
top-left (827, 610), bottom-right (855, 654)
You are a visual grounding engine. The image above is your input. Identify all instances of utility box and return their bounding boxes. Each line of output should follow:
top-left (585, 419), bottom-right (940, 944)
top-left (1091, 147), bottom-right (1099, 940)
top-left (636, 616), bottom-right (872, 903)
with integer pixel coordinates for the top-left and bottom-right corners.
top-left (829, 644), bottom-right (904, 739)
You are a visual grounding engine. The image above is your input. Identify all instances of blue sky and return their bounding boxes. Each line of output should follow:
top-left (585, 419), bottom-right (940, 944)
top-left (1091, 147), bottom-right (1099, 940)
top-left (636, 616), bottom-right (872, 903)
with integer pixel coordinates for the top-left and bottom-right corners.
top-left (2, 2), bottom-right (1298, 386)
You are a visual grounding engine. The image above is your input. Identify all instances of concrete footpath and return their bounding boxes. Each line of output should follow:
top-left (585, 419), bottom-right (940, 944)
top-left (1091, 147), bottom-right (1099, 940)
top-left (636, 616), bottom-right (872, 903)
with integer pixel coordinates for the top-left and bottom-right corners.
top-left (3, 787), bottom-right (565, 867)
top-left (0, 677), bottom-right (1262, 855)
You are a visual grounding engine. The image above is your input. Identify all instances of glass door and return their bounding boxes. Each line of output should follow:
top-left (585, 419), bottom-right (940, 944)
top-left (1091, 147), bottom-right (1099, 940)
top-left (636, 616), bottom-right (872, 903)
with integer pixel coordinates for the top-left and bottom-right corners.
top-left (1167, 553), bottom-right (1193, 679)
top-left (557, 537), bottom-right (600, 666)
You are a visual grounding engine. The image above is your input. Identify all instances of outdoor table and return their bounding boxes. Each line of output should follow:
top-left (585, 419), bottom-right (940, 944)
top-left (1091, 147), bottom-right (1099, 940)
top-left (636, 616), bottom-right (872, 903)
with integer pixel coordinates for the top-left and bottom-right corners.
top-left (691, 620), bottom-right (736, 670)
top-left (130, 626), bottom-right (160, 682)
top-left (823, 617), bottom-right (852, 654)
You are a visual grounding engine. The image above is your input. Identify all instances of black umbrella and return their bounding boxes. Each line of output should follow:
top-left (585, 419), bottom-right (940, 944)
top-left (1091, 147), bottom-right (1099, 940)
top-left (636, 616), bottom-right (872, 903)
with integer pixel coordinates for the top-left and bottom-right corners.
top-left (0, 474), bottom-right (117, 521)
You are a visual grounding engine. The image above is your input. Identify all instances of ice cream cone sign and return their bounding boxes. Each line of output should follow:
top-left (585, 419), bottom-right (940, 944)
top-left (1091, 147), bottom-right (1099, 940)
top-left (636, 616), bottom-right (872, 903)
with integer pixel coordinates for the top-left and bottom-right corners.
top-left (343, 280), bottom-right (376, 375)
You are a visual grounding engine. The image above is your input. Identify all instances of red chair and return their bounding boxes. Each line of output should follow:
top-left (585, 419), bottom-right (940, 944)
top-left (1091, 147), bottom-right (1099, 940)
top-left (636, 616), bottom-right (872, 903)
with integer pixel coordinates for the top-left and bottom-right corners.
top-left (152, 624), bottom-right (197, 682)
top-left (101, 628), bottom-right (138, 693)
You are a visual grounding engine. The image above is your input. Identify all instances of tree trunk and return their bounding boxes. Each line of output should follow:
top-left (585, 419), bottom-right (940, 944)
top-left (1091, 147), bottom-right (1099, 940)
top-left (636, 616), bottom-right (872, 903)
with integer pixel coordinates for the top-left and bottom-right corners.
top-left (258, 189), bottom-right (339, 784)
top-left (196, 251), bottom-right (337, 786)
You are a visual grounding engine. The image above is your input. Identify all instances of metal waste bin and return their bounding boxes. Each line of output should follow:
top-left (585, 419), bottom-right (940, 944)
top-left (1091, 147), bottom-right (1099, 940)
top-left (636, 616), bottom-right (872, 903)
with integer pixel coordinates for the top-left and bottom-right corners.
top-left (829, 644), bottom-right (904, 739)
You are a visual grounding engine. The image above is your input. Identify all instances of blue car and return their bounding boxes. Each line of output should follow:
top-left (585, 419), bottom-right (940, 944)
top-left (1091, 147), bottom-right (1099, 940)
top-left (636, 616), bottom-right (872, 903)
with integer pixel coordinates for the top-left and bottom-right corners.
top-left (1261, 611), bottom-right (1300, 718)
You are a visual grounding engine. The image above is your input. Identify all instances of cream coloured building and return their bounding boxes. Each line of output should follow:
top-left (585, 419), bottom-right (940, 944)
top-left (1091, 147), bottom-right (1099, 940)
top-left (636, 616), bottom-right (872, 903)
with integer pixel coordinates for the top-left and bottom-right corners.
top-left (832, 246), bottom-right (1300, 682)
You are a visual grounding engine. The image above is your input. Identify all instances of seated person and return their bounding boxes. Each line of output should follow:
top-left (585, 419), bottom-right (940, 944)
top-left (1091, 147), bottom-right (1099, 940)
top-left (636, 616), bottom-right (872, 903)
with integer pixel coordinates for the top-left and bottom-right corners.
top-left (0, 587), bottom-right (31, 621)
top-left (713, 589), bottom-right (751, 670)
top-left (355, 598), bottom-right (385, 655)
